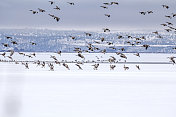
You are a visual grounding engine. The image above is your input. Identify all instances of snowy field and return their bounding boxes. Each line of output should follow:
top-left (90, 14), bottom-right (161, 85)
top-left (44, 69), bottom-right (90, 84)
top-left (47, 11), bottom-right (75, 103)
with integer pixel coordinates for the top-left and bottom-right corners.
top-left (0, 53), bottom-right (176, 117)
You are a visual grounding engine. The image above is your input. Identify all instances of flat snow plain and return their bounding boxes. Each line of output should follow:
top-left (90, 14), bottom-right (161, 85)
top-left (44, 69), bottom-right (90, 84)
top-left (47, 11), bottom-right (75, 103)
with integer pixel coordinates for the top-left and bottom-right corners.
top-left (0, 53), bottom-right (176, 117)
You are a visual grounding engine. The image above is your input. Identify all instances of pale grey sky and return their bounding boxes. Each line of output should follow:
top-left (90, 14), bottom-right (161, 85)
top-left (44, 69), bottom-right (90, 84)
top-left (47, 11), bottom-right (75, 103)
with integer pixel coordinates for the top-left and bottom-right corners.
top-left (0, 0), bottom-right (175, 30)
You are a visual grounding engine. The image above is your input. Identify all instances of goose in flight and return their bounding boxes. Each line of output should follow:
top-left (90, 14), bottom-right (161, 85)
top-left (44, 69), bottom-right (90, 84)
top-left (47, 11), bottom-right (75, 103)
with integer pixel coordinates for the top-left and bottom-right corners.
top-left (142, 45), bottom-right (150, 50)
top-left (165, 29), bottom-right (172, 32)
top-left (38, 8), bottom-right (46, 12)
top-left (54, 6), bottom-right (60, 10)
top-left (165, 15), bottom-right (172, 19)
top-left (69, 36), bottom-right (76, 40)
top-left (103, 3), bottom-right (111, 5)
top-left (63, 63), bottom-right (70, 70)
top-left (5, 36), bottom-right (12, 39)
top-left (161, 24), bottom-right (167, 26)
top-left (92, 64), bottom-right (99, 70)
top-left (111, 2), bottom-right (119, 5)
top-left (100, 37), bottom-right (105, 42)
top-left (77, 53), bottom-right (85, 59)
top-left (120, 53), bottom-right (127, 59)
top-left (9, 50), bottom-right (14, 57)
top-left (54, 16), bottom-right (60, 22)
top-left (118, 35), bottom-right (123, 39)
top-left (104, 14), bottom-right (111, 17)
top-left (103, 28), bottom-right (110, 32)
top-left (57, 50), bottom-right (61, 56)
top-left (49, 1), bottom-right (54, 5)
top-left (139, 12), bottom-right (146, 15)
top-left (0, 52), bottom-right (6, 57)
top-left (147, 11), bottom-right (153, 14)
top-left (172, 13), bottom-right (176, 17)
top-left (124, 65), bottom-right (129, 70)
top-left (134, 53), bottom-right (140, 57)
top-left (67, 2), bottom-right (74, 5)
top-left (48, 63), bottom-right (54, 71)
top-left (166, 22), bottom-right (173, 25)
top-left (136, 65), bottom-right (140, 70)
top-left (85, 32), bottom-right (92, 36)
top-left (110, 65), bottom-right (116, 70)
top-left (11, 41), bottom-right (18, 45)
top-left (48, 14), bottom-right (55, 17)
top-left (29, 10), bottom-right (38, 14)
top-left (2, 43), bottom-right (9, 47)
top-left (75, 64), bottom-right (83, 70)
top-left (162, 5), bottom-right (169, 9)
top-left (168, 57), bottom-right (176, 64)
top-left (152, 31), bottom-right (158, 35)
top-left (30, 42), bottom-right (37, 45)
top-left (100, 6), bottom-right (108, 9)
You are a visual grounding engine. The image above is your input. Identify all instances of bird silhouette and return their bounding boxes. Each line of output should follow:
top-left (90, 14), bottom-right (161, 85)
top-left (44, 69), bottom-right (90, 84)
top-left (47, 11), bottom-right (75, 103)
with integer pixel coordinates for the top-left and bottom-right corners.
top-left (162, 5), bottom-right (169, 9)
top-left (100, 6), bottom-right (108, 9)
top-left (139, 12), bottom-right (146, 15)
top-left (49, 1), bottom-right (54, 5)
top-left (54, 6), bottom-right (60, 10)
top-left (29, 10), bottom-right (38, 14)
top-left (38, 8), bottom-right (46, 12)
top-left (104, 14), bottom-right (111, 17)
top-left (67, 2), bottom-right (74, 5)
top-left (136, 65), bottom-right (140, 70)
top-left (124, 65), bottom-right (129, 70)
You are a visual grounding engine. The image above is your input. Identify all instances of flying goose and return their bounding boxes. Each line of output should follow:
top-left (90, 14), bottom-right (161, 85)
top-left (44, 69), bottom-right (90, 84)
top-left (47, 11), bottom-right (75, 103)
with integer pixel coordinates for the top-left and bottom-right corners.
top-left (103, 3), bottom-right (111, 5)
top-left (166, 22), bottom-right (173, 25)
top-left (124, 65), bottom-right (129, 70)
top-left (75, 64), bottom-right (83, 70)
top-left (139, 12), bottom-right (146, 15)
top-left (147, 11), bottom-right (153, 14)
top-left (134, 53), bottom-right (140, 57)
top-left (104, 14), bottom-right (111, 17)
top-left (77, 53), bottom-right (85, 59)
top-left (165, 15), bottom-right (172, 19)
top-left (92, 64), bottom-right (99, 70)
top-left (38, 8), bottom-right (46, 12)
top-left (100, 37), bottom-right (105, 42)
top-left (67, 2), bottom-right (74, 5)
top-left (167, 57), bottom-right (176, 64)
top-left (30, 42), bottom-right (37, 45)
top-left (49, 1), bottom-right (54, 5)
top-left (85, 32), bottom-right (92, 36)
top-left (57, 50), bottom-right (61, 56)
top-left (54, 16), bottom-right (60, 22)
top-left (63, 63), bottom-right (70, 70)
top-left (29, 10), bottom-right (38, 14)
top-left (5, 36), bottom-right (12, 39)
top-left (48, 63), bottom-right (54, 71)
top-left (1, 43), bottom-right (9, 47)
top-left (142, 45), bottom-right (150, 50)
top-left (69, 36), bottom-right (76, 40)
top-left (100, 6), bottom-right (108, 9)
top-left (111, 2), bottom-right (119, 5)
top-left (11, 41), bottom-right (18, 45)
top-left (110, 65), bottom-right (116, 70)
top-left (136, 65), bottom-right (140, 70)
top-left (103, 28), bottom-right (110, 32)
top-left (54, 6), bottom-right (60, 10)
top-left (162, 5), bottom-right (169, 9)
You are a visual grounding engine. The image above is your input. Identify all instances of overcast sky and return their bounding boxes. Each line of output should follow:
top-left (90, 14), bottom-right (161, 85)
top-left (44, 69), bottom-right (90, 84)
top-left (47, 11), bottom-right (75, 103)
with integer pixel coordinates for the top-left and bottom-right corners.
top-left (0, 0), bottom-right (175, 31)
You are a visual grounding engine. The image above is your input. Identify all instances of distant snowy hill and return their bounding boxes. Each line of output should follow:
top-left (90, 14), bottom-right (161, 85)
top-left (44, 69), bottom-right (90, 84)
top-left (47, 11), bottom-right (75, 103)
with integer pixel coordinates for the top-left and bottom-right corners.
top-left (0, 29), bottom-right (176, 53)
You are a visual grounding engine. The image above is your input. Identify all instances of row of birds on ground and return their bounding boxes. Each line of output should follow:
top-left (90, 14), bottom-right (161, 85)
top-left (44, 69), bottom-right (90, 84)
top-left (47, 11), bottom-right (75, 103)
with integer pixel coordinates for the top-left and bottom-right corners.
top-left (0, 1), bottom-right (176, 70)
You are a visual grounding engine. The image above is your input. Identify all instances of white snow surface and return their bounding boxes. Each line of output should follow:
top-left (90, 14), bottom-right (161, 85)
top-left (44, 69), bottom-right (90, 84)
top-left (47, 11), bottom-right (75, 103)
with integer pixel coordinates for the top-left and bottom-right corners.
top-left (0, 53), bottom-right (176, 117)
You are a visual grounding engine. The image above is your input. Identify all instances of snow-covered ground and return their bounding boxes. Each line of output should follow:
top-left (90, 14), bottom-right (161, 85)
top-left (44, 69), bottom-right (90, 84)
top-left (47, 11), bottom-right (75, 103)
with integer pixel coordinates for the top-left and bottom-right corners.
top-left (0, 53), bottom-right (176, 117)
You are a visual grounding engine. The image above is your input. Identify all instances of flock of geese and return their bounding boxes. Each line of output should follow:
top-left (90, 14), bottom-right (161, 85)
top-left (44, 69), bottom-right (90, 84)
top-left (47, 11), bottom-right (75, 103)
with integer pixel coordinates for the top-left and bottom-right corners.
top-left (0, 1), bottom-right (176, 71)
